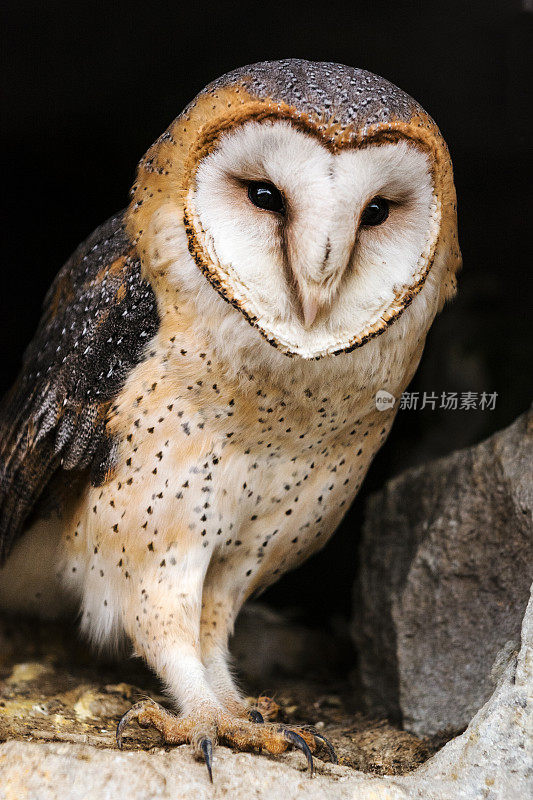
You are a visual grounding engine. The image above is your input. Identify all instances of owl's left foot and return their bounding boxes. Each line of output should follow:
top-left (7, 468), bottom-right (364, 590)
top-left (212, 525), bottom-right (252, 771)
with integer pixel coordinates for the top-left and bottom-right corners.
top-left (116, 698), bottom-right (336, 781)
top-left (245, 695), bottom-right (336, 762)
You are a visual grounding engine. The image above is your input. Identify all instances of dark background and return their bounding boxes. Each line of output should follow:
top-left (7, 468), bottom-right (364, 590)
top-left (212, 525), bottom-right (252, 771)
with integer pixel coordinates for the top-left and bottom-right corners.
top-left (1, 0), bottom-right (532, 624)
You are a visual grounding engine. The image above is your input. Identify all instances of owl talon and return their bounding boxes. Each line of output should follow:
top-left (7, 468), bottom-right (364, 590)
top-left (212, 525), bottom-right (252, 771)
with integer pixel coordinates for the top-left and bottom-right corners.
top-left (313, 731), bottom-right (337, 764)
top-left (248, 695), bottom-right (280, 721)
top-left (283, 729), bottom-right (314, 776)
top-left (117, 698), bottom-right (186, 749)
top-left (296, 724), bottom-right (337, 763)
top-left (200, 737), bottom-right (214, 782)
top-left (116, 700), bottom-right (155, 749)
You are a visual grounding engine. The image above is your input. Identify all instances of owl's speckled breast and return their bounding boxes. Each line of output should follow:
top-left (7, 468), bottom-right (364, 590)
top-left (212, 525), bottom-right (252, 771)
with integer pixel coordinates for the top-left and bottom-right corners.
top-left (60, 319), bottom-right (397, 624)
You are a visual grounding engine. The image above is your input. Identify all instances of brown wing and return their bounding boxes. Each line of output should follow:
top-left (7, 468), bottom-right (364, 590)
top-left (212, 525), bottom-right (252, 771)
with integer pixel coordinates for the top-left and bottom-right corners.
top-left (0, 212), bottom-right (159, 562)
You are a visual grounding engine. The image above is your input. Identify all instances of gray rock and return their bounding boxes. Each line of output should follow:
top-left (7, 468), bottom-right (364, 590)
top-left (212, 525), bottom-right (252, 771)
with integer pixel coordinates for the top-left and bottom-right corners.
top-left (232, 602), bottom-right (347, 681)
top-left (353, 407), bottom-right (533, 736)
top-left (401, 585), bottom-right (533, 800)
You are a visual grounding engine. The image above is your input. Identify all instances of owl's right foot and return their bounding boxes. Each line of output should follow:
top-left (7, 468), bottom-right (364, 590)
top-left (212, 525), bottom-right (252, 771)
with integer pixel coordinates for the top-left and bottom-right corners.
top-left (116, 698), bottom-right (336, 781)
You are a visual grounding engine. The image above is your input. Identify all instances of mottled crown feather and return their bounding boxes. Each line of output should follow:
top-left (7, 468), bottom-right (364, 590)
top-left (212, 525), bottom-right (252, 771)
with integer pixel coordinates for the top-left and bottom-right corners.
top-left (198, 59), bottom-right (423, 134)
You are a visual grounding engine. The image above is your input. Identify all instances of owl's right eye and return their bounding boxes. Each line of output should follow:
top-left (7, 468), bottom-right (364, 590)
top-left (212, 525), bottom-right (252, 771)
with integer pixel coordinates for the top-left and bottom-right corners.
top-left (360, 196), bottom-right (390, 227)
top-left (247, 181), bottom-right (285, 214)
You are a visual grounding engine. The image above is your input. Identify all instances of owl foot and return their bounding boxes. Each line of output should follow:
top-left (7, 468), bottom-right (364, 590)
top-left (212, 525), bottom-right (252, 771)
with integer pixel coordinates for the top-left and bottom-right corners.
top-left (246, 694), bottom-right (280, 721)
top-left (245, 696), bottom-right (336, 762)
top-left (116, 698), bottom-right (336, 781)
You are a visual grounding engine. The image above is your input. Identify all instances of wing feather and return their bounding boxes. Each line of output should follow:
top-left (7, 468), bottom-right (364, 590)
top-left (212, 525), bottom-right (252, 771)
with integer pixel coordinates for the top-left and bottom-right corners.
top-left (0, 212), bottom-right (159, 561)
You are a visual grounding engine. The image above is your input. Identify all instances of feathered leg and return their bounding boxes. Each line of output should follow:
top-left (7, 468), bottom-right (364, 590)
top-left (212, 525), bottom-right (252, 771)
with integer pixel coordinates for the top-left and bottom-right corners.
top-left (115, 546), bottom-right (335, 780)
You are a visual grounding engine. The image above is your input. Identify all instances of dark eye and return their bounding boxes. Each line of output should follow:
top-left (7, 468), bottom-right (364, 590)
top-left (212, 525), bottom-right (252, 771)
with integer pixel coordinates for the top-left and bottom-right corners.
top-left (247, 181), bottom-right (285, 214)
top-left (360, 196), bottom-right (390, 227)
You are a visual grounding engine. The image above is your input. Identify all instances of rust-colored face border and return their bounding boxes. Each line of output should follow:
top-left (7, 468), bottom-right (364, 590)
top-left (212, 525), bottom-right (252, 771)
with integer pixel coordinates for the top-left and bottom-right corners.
top-left (181, 106), bottom-right (444, 359)
top-left (126, 75), bottom-right (459, 358)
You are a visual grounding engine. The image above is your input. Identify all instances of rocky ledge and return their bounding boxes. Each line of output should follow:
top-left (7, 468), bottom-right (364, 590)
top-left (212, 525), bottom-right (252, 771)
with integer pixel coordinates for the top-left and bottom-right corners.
top-left (0, 588), bottom-right (530, 799)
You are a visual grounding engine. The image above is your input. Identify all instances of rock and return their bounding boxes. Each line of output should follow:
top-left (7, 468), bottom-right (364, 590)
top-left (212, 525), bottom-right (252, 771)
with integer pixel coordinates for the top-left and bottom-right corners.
top-left (353, 407), bottom-right (533, 736)
top-left (232, 602), bottom-right (349, 681)
top-left (1, 587), bottom-right (531, 799)
top-left (0, 739), bottom-right (402, 800)
top-left (401, 585), bottom-right (533, 799)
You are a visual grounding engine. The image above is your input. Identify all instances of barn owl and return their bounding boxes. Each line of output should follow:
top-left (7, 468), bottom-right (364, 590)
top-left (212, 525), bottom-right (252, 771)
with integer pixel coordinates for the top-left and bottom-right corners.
top-left (0, 60), bottom-right (460, 778)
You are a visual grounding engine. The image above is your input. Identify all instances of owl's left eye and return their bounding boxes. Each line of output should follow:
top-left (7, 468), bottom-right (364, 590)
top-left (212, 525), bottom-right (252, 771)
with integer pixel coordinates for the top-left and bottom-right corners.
top-left (247, 181), bottom-right (285, 214)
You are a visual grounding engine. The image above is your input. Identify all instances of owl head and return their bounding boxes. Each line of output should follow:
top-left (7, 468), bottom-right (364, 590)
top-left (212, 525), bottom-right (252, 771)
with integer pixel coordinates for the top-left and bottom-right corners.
top-left (127, 60), bottom-right (461, 361)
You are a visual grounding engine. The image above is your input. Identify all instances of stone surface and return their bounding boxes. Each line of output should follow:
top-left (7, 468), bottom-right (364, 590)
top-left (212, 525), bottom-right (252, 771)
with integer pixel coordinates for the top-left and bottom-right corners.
top-left (232, 602), bottom-right (349, 681)
top-left (353, 407), bottom-right (533, 736)
top-left (401, 585), bottom-right (533, 799)
top-left (1, 587), bottom-right (531, 799)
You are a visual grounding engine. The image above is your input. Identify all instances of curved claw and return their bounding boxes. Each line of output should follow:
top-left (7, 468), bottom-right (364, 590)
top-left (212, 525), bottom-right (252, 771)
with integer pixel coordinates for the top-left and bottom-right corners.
top-left (116, 701), bottom-right (146, 749)
top-left (311, 731), bottom-right (337, 764)
top-left (298, 725), bottom-right (338, 764)
top-left (283, 729), bottom-right (314, 776)
top-left (248, 709), bottom-right (264, 724)
top-left (200, 737), bottom-right (214, 783)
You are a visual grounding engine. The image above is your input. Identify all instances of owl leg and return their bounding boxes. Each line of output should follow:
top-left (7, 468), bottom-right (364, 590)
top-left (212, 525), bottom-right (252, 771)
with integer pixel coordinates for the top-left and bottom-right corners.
top-left (197, 590), bottom-right (336, 771)
top-left (116, 547), bottom-right (225, 772)
top-left (203, 640), bottom-right (281, 720)
top-left (199, 588), bottom-right (246, 716)
top-left (200, 590), bottom-right (280, 721)
top-left (113, 552), bottom-right (324, 779)
top-left (117, 564), bottom-right (335, 779)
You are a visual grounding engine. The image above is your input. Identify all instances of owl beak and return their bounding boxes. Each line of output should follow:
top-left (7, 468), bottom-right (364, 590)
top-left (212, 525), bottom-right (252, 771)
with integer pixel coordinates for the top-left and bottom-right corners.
top-left (301, 294), bottom-right (319, 329)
